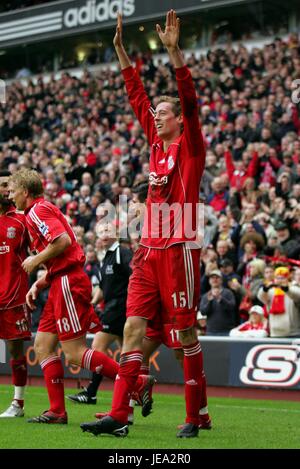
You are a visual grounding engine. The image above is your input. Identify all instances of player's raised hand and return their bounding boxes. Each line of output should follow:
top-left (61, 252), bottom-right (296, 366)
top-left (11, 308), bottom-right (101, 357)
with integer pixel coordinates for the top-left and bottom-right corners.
top-left (156, 9), bottom-right (180, 49)
top-left (113, 12), bottom-right (123, 48)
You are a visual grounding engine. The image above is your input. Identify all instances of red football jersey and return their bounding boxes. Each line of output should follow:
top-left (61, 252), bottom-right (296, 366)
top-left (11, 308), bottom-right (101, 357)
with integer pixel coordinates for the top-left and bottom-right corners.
top-left (25, 198), bottom-right (85, 279)
top-left (0, 207), bottom-right (29, 309)
top-left (123, 65), bottom-right (206, 248)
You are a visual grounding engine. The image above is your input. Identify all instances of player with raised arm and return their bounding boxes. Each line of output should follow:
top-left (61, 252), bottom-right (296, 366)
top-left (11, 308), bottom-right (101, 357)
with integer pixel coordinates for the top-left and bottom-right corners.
top-left (81, 10), bottom-right (207, 438)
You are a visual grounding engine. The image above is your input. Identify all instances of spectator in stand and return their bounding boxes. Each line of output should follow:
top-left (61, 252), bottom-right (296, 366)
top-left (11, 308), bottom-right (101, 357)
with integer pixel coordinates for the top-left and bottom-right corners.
top-left (263, 264), bottom-right (275, 287)
top-left (224, 143), bottom-right (258, 191)
top-left (274, 221), bottom-right (300, 260)
top-left (77, 201), bottom-right (93, 232)
top-left (258, 266), bottom-right (300, 337)
top-left (254, 212), bottom-right (277, 239)
top-left (200, 269), bottom-right (237, 335)
top-left (254, 143), bottom-right (281, 186)
top-left (219, 258), bottom-right (240, 285)
top-left (291, 268), bottom-right (300, 287)
top-left (83, 246), bottom-right (99, 283)
top-left (216, 239), bottom-right (237, 267)
top-left (237, 231), bottom-right (265, 284)
top-left (219, 258), bottom-right (243, 320)
top-left (212, 214), bottom-right (233, 247)
top-left (233, 258), bottom-right (265, 322)
top-left (229, 305), bottom-right (268, 338)
top-left (207, 177), bottom-right (229, 213)
top-left (276, 172), bottom-right (292, 200)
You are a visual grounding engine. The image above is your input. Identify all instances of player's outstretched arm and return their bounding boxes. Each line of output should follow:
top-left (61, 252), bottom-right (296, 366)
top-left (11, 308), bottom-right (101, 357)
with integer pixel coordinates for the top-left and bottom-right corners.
top-left (113, 12), bottom-right (131, 70)
top-left (156, 10), bottom-right (184, 69)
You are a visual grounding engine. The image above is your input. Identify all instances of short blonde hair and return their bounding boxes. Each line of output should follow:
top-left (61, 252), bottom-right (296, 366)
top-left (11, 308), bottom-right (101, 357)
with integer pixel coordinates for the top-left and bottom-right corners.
top-left (10, 169), bottom-right (43, 198)
top-left (156, 96), bottom-right (181, 117)
top-left (249, 258), bottom-right (266, 277)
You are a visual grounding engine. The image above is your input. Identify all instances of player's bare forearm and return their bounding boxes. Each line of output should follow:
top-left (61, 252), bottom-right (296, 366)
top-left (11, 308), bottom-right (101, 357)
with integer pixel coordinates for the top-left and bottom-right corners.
top-left (35, 233), bottom-right (71, 264)
top-left (166, 45), bottom-right (185, 69)
top-left (35, 272), bottom-right (50, 290)
top-left (113, 13), bottom-right (131, 70)
top-left (115, 45), bottom-right (132, 70)
top-left (92, 286), bottom-right (103, 305)
top-left (23, 233), bottom-right (71, 274)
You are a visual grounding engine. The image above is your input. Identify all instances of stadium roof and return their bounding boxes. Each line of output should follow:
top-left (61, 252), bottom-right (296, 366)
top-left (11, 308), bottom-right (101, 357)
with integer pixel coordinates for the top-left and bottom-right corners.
top-left (0, 0), bottom-right (260, 48)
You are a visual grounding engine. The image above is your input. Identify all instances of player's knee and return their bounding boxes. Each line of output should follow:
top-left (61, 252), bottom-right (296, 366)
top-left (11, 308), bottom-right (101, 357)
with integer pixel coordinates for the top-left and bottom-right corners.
top-left (179, 326), bottom-right (198, 346)
top-left (34, 340), bottom-right (53, 362)
top-left (7, 340), bottom-right (23, 359)
top-left (63, 346), bottom-right (85, 366)
top-left (123, 317), bottom-right (146, 343)
top-left (63, 350), bottom-right (76, 365)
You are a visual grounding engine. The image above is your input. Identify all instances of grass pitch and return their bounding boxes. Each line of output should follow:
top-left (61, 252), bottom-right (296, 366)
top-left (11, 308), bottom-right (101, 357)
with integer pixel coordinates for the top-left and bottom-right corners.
top-left (0, 384), bottom-right (299, 449)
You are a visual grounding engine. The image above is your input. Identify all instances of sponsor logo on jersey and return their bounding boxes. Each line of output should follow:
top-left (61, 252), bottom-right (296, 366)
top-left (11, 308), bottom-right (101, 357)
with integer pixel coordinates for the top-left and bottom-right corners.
top-left (158, 158), bottom-right (165, 164)
top-left (239, 344), bottom-right (300, 387)
top-left (38, 221), bottom-right (49, 237)
top-left (149, 172), bottom-right (168, 186)
top-left (7, 227), bottom-right (16, 239)
top-left (0, 244), bottom-right (9, 254)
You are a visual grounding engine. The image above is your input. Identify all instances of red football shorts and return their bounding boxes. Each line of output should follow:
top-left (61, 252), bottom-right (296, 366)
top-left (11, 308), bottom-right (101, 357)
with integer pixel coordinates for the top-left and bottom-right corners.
top-left (145, 322), bottom-right (182, 349)
top-left (127, 244), bottom-right (200, 331)
top-left (0, 304), bottom-right (31, 340)
top-left (38, 267), bottom-right (101, 341)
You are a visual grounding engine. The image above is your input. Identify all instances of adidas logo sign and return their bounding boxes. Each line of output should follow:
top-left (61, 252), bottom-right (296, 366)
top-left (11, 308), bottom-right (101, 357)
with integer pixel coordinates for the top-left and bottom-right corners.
top-left (64, 0), bottom-right (135, 28)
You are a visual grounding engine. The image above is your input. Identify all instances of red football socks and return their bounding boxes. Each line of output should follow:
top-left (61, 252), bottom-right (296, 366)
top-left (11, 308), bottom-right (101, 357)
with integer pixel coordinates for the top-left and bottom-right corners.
top-left (81, 349), bottom-right (119, 380)
top-left (183, 341), bottom-right (203, 426)
top-left (40, 356), bottom-right (65, 415)
top-left (110, 350), bottom-right (143, 423)
top-left (11, 357), bottom-right (27, 408)
top-left (11, 357), bottom-right (27, 387)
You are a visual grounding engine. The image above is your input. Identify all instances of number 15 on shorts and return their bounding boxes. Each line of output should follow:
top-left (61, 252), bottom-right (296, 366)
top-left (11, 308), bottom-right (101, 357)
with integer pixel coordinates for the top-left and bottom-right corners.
top-left (171, 291), bottom-right (187, 309)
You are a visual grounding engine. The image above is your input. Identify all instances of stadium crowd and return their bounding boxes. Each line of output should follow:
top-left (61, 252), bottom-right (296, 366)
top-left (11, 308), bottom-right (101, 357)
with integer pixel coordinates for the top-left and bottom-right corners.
top-left (1, 32), bottom-right (300, 338)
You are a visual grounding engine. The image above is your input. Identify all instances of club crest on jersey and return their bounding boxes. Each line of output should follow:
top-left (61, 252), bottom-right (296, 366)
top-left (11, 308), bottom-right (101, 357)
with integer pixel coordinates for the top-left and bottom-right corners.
top-left (105, 265), bottom-right (114, 275)
top-left (167, 155), bottom-right (175, 170)
top-left (7, 227), bottom-right (16, 239)
top-left (39, 221), bottom-right (49, 237)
